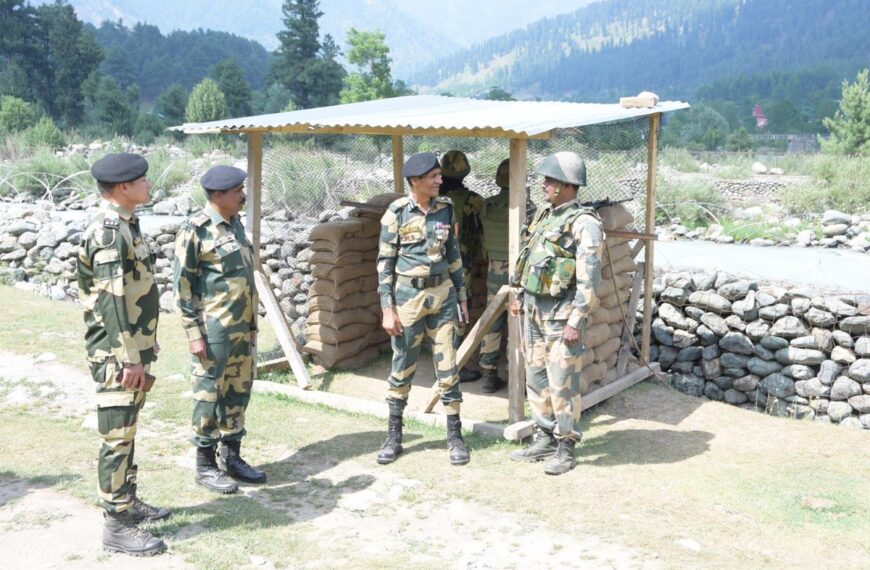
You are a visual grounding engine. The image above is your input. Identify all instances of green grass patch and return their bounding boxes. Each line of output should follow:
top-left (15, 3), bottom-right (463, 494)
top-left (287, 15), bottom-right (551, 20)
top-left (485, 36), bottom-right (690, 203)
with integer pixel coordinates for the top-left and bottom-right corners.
top-left (655, 175), bottom-right (727, 227)
top-left (779, 154), bottom-right (870, 214)
top-left (0, 147), bottom-right (91, 200)
top-left (661, 147), bottom-right (701, 172)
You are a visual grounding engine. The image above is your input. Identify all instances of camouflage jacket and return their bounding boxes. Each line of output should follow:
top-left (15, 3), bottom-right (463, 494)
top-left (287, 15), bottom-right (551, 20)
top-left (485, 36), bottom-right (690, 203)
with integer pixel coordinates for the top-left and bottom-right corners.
top-left (514, 199), bottom-right (604, 329)
top-left (377, 194), bottom-right (466, 310)
top-left (173, 203), bottom-right (257, 344)
top-left (77, 200), bottom-right (159, 365)
top-left (481, 187), bottom-right (537, 262)
top-left (441, 184), bottom-right (483, 271)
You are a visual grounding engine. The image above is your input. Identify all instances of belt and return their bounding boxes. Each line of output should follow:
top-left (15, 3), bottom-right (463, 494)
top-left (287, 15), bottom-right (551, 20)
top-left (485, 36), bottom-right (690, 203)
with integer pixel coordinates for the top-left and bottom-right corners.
top-left (396, 272), bottom-right (448, 289)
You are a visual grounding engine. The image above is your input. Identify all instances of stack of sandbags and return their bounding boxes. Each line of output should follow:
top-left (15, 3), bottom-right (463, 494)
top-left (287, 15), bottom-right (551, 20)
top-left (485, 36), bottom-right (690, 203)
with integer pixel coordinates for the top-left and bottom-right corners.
top-left (579, 203), bottom-right (640, 394)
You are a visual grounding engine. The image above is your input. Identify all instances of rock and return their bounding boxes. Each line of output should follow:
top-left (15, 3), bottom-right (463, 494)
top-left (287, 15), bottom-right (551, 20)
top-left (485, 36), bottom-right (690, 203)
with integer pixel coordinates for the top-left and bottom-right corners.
top-left (760, 286), bottom-right (790, 304)
top-left (822, 297), bottom-right (858, 317)
top-left (746, 357), bottom-right (781, 376)
top-left (673, 373), bottom-right (705, 397)
top-left (766, 397), bottom-right (790, 417)
top-left (800, 378), bottom-right (830, 398)
top-left (839, 316), bottom-right (870, 335)
top-left (752, 161), bottom-right (768, 174)
top-left (769, 316), bottom-right (808, 339)
top-left (862, 414), bottom-right (870, 429)
top-left (804, 308), bottom-right (836, 328)
top-left (733, 374), bottom-right (760, 391)
top-left (789, 336), bottom-right (821, 350)
top-left (796, 230), bottom-right (814, 246)
top-left (781, 364), bottom-right (815, 380)
top-left (702, 344), bottom-right (720, 360)
top-left (753, 344), bottom-right (775, 360)
top-left (688, 291), bottom-right (731, 314)
top-left (677, 347), bottom-right (702, 362)
top-left (848, 395), bottom-right (870, 414)
top-left (704, 382), bottom-right (725, 401)
top-left (744, 320), bottom-right (770, 340)
top-left (701, 358), bottom-right (722, 379)
top-left (774, 347), bottom-right (826, 366)
top-left (755, 291), bottom-right (777, 308)
top-left (672, 330), bottom-right (698, 349)
top-left (723, 367), bottom-right (748, 378)
top-left (700, 313), bottom-right (729, 336)
top-left (684, 306), bottom-right (705, 321)
top-left (815, 415), bottom-right (832, 424)
top-left (712, 376), bottom-right (733, 391)
top-left (717, 280), bottom-right (756, 301)
top-left (826, 401), bottom-right (854, 422)
top-left (719, 332), bottom-right (754, 354)
top-left (652, 319), bottom-right (675, 346)
top-left (724, 315), bottom-right (746, 331)
top-left (818, 360), bottom-right (843, 385)
top-left (661, 287), bottom-right (689, 306)
top-left (830, 377), bottom-right (861, 401)
top-left (761, 373), bottom-right (795, 398)
top-left (760, 336), bottom-right (789, 350)
top-left (758, 303), bottom-right (789, 321)
top-left (839, 417), bottom-right (863, 429)
top-left (732, 292), bottom-right (759, 321)
top-left (810, 398), bottom-right (829, 414)
top-left (658, 346), bottom-right (678, 370)
top-left (159, 291), bottom-right (176, 313)
top-left (810, 328), bottom-right (834, 352)
top-left (790, 297), bottom-right (811, 317)
top-left (749, 238), bottom-right (775, 247)
top-left (821, 210), bottom-right (851, 225)
top-left (848, 359), bottom-right (870, 382)
top-left (854, 337), bottom-right (870, 356)
top-left (724, 389), bottom-right (748, 405)
top-left (658, 303), bottom-right (690, 330)
top-left (695, 325), bottom-right (718, 346)
top-left (720, 352), bottom-right (750, 369)
top-left (831, 346), bottom-right (856, 365)
top-left (822, 223), bottom-right (848, 237)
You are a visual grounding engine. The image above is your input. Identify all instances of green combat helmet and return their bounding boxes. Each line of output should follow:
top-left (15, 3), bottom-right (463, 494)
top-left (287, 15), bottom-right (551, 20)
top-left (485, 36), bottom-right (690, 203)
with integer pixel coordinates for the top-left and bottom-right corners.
top-left (535, 151), bottom-right (587, 187)
top-left (496, 158), bottom-right (510, 189)
top-left (441, 150), bottom-right (470, 180)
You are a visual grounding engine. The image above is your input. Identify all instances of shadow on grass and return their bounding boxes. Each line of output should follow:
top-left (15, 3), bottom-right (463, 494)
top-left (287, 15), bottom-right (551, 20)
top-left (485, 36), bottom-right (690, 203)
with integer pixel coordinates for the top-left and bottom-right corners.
top-left (577, 428), bottom-right (713, 466)
top-left (0, 471), bottom-right (83, 508)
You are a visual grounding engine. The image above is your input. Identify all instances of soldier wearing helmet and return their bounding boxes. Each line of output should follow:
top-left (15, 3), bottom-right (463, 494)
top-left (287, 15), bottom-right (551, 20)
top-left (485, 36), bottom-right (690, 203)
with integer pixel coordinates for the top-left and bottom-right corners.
top-left (439, 150), bottom-right (484, 383)
top-left (478, 159), bottom-right (536, 393)
top-left (508, 151), bottom-right (604, 475)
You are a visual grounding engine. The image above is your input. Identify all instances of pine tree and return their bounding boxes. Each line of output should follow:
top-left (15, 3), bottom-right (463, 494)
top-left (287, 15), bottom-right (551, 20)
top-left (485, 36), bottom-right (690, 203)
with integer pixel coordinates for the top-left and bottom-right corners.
top-left (211, 59), bottom-right (252, 118)
top-left (270, 0), bottom-right (327, 109)
top-left (821, 69), bottom-right (870, 156)
top-left (185, 78), bottom-right (227, 123)
top-left (339, 29), bottom-right (395, 104)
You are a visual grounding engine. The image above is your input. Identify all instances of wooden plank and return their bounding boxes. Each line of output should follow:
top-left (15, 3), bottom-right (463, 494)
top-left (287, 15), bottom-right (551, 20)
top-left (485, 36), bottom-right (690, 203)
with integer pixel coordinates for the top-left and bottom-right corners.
top-left (581, 363), bottom-right (660, 411)
top-left (629, 239), bottom-right (646, 260)
top-left (507, 138), bottom-right (528, 424)
top-left (503, 420), bottom-right (536, 441)
top-left (253, 269), bottom-right (312, 390)
top-left (616, 262), bottom-right (645, 377)
top-left (257, 357), bottom-right (290, 374)
top-left (605, 229), bottom-right (657, 240)
top-left (423, 286), bottom-right (511, 413)
top-left (641, 113), bottom-right (661, 361)
top-left (246, 132), bottom-right (263, 378)
top-left (391, 136), bottom-right (404, 194)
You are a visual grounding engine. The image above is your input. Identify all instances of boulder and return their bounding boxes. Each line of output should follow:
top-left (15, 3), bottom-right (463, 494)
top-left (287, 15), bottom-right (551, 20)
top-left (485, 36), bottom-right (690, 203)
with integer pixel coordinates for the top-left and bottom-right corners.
top-left (758, 303), bottom-right (789, 321)
top-left (724, 315), bottom-right (746, 331)
top-left (688, 291), bottom-right (732, 314)
top-left (769, 316), bottom-right (808, 339)
top-left (848, 359), bottom-right (870, 382)
top-left (719, 332), bottom-right (754, 354)
top-left (733, 374), bottom-right (759, 391)
top-left (661, 287), bottom-right (689, 306)
top-left (725, 389), bottom-right (748, 405)
top-left (721, 352), bottom-right (750, 369)
top-left (774, 347), bottom-right (826, 366)
top-left (745, 320), bottom-right (770, 340)
top-left (818, 360), bottom-right (843, 385)
top-left (789, 336), bottom-right (821, 350)
top-left (821, 210), bottom-right (851, 225)
top-left (700, 313), bottom-right (729, 337)
top-left (704, 382), bottom-right (725, 401)
top-left (790, 297), bottom-right (811, 317)
top-left (830, 377), bottom-right (862, 401)
top-left (746, 357), bottom-right (781, 376)
top-left (672, 330), bottom-right (698, 349)
top-left (695, 325), bottom-right (718, 346)
top-left (848, 395), bottom-right (870, 414)
top-left (761, 373), bottom-right (795, 398)
top-left (839, 316), bottom-right (870, 335)
top-left (760, 336), bottom-right (789, 350)
top-left (826, 401), bottom-right (854, 422)
top-left (780, 364), bottom-right (814, 380)
top-left (799, 378), bottom-right (830, 399)
top-left (830, 346), bottom-right (856, 365)
top-left (673, 373), bottom-right (705, 397)
top-left (717, 280), bottom-right (756, 301)
top-left (732, 291), bottom-right (759, 321)
top-left (804, 308), bottom-right (836, 328)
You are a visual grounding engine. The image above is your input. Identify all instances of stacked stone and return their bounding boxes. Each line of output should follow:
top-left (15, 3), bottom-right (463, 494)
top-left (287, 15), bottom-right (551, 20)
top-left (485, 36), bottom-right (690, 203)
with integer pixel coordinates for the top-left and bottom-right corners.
top-left (301, 195), bottom-right (400, 369)
top-left (580, 204), bottom-right (641, 394)
top-left (645, 270), bottom-right (870, 429)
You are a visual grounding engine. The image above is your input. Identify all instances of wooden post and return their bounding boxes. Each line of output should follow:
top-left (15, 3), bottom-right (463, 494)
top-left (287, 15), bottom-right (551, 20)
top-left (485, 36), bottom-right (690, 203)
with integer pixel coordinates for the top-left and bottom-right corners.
top-left (424, 286), bottom-right (510, 413)
top-left (508, 138), bottom-right (528, 423)
top-left (641, 114), bottom-right (661, 361)
top-left (246, 133), bottom-right (263, 377)
top-left (391, 135), bottom-right (404, 194)
top-left (616, 261), bottom-right (644, 376)
top-left (253, 270), bottom-right (312, 390)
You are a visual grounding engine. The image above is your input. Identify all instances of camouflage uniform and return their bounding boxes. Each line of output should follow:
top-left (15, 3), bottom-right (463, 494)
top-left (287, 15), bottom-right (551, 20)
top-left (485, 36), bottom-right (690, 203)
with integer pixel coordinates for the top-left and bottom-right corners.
top-left (173, 203), bottom-right (258, 448)
top-left (514, 199), bottom-right (604, 440)
top-left (441, 182), bottom-right (483, 279)
top-left (77, 200), bottom-right (159, 513)
top-left (377, 194), bottom-right (466, 415)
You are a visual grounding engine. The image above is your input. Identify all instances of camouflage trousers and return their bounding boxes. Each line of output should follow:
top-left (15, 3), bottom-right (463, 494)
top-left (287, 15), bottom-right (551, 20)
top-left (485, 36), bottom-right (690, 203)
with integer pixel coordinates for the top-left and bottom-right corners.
top-left (190, 332), bottom-right (254, 448)
top-left (91, 355), bottom-right (152, 514)
top-left (388, 279), bottom-right (462, 415)
top-left (479, 259), bottom-right (510, 370)
top-left (453, 267), bottom-right (473, 345)
top-left (523, 307), bottom-right (586, 441)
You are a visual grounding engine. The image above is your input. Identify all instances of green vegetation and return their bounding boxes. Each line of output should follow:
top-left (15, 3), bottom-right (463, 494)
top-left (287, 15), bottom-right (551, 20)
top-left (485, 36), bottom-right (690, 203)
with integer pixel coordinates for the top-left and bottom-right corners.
top-left (185, 79), bottom-right (228, 123)
top-left (821, 68), bottom-right (870, 156)
top-left (655, 176), bottom-right (726, 227)
top-left (0, 148), bottom-right (90, 199)
top-left (779, 155), bottom-right (870, 214)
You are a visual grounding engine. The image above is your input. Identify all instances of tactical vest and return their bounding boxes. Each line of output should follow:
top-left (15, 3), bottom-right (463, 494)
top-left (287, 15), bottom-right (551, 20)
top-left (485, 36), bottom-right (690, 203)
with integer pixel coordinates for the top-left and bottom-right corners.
top-left (516, 204), bottom-right (600, 298)
top-left (481, 189), bottom-right (509, 261)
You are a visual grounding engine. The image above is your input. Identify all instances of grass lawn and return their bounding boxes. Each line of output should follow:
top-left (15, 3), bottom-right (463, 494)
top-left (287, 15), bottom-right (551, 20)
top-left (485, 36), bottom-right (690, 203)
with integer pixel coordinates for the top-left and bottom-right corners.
top-left (0, 285), bottom-right (868, 568)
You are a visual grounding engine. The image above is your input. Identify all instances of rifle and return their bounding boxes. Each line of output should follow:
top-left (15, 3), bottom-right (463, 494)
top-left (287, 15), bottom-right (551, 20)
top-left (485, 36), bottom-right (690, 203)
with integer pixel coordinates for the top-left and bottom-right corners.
top-left (581, 197), bottom-right (632, 210)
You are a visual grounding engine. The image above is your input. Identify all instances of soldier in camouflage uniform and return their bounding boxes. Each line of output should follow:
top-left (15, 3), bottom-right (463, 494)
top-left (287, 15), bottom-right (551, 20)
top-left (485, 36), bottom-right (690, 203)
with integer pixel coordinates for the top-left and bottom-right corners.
top-left (377, 152), bottom-right (471, 466)
top-left (508, 152), bottom-right (604, 475)
top-left (439, 150), bottom-right (483, 383)
top-left (77, 153), bottom-right (169, 556)
top-left (173, 165), bottom-right (266, 494)
top-left (478, 159), bottom-right (537, 393)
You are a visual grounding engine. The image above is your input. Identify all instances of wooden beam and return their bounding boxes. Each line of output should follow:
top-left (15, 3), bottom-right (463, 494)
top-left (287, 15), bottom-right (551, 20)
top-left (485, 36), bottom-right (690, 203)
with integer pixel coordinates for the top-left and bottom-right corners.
top-left (423, 286), bottom-right (511, 413)
top-left (629, 239), bottom-right (646, 260)
top-left (641, 114), bottom-right (661, 361)
top-left (503, 420), bottom-right (536, 441)
top-left (507, 138), bottom-right (528, 424)
top-left (391, 136), bottom-right (404, 194)
top-left (605, 229), bottom-right (657, 241)
top-left (257, 357), bottom-right (292, 374)
top-left (581, 363), bottom-right (660, 411)
top-left (246, 133), bottom-right (263, 378)
top-left (616, 262), bottom-right (645, 376)
top-left (253, 269), bottom-right (312, 390)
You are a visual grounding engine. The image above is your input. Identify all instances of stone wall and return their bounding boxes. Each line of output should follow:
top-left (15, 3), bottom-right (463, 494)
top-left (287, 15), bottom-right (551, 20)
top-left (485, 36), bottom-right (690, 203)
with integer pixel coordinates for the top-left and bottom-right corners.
top-left (644, 270), bottom-right (870, 430)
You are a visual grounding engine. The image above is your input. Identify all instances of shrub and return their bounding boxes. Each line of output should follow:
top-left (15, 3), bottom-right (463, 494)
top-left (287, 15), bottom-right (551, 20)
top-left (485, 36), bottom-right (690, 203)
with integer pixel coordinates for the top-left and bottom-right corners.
top-left (22, 117), bottom-right (65, 149)
top-left (0, 96), bottom-right (38, 134)
top-left (655, 176), bottom-right (727, 227)
top-left (660, 147), bottom-right (701, 173)
top-left (0, 148), bottom-right (90, 199)
top-left (779, 154), bottom-right (870, 214)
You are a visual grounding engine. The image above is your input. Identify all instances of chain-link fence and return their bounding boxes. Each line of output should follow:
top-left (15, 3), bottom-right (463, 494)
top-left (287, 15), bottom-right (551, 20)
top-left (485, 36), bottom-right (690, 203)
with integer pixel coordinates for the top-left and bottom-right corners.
top-left (260, 116), bottom-right (655, 225)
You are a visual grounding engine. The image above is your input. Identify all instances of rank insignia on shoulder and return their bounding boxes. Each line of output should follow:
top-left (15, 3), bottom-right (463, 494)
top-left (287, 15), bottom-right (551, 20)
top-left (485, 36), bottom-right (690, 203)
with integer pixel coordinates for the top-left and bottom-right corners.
top-left (103, 218), bottom-right (119, 229)
top-left (191, 212), bottom-right (210, 226)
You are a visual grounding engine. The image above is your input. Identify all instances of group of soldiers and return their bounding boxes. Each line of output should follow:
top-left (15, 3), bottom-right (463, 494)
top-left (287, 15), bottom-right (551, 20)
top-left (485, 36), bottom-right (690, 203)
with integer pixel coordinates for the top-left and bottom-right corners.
top-left (76, 146), bottom-right (603, 557)
top-left (375, 150), bottom-right (604, 477)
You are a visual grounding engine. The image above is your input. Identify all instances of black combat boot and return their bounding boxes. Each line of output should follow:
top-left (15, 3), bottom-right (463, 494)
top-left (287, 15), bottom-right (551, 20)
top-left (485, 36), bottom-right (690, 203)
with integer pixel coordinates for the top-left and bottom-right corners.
top-left (195, 446), bottom-right (239, 494)
top-left (102, 510), bottom-right (166, 556)
top-left (480, 369), bottom-right (502, 393)
top-left (543, 438), bottom-right (578, 476)
top-left (458, 368), bottom-right (482, 383)
top-left (377, 414), bottom-right (404, 464)
top-left (127, 485), bottom-right (171, 523)
top-left (509, 427), bottom-right (557, 462)
top-left (446, 414), bottom-right (470, 465)
top-left (218, 440), bottom-right (267, 484)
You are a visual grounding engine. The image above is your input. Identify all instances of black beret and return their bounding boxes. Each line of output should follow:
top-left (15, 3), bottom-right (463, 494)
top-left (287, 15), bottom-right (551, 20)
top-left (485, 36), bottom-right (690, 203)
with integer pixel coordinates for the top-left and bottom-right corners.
top-left (201, 165), bottom-right (247, 192)
top-left (402, 152), bottom-right (440, 178)
top-left (90, 152), bottom-right (148, 184)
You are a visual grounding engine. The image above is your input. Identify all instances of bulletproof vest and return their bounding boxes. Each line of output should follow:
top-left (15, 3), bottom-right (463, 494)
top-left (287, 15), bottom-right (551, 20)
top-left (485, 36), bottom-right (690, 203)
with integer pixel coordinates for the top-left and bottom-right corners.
top-left (481, 188), bottom-right (509, 261)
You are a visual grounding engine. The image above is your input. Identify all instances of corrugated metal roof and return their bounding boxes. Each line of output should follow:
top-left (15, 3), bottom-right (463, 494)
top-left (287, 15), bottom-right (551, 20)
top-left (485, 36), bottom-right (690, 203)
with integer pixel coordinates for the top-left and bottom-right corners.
top-left (173, 95), bottom-right (688, 138)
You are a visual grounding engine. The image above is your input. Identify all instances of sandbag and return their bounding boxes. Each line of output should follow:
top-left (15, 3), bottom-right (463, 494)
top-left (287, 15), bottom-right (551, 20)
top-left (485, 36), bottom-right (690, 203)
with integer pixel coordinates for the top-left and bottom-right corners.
top-left (308, 291), bottom-right (380, 313)
top-left (602, 256), bottom-right (637, 279)
top-left (600, 288), bottom-right (631, 309)
top-left (584, 323), bottom-right (611, 350)
top-left (597, 204), bottom-right (634, 230)
top-left (581, 362), bottom-right (608, 385)
top-left (308, 308), bottom-right (379, 328)
top-left (309, 250), bottom-right (365, 266)
top-left (308, 219), bottom-right (367, 245)
top-left (306, 322), bottom-right (376, 344)
top-left (594, 337), bottom-right (622, 363)
top-left (609, 323), bottom-right (624, 339)
top-left (598, 271), bottom-right (633, 298)
top-left (309, 275), bottom-right (379, 299)
top-left (312, 262), bottom-right (376, 282)
top-left (310, 237), bottom-right (379, 253)
top-left (602, 242), bottom-right (633, 265)
top-left (332, 346), bottom-right (381, 370)
top-left (303, 335), bottom-right (373, 367)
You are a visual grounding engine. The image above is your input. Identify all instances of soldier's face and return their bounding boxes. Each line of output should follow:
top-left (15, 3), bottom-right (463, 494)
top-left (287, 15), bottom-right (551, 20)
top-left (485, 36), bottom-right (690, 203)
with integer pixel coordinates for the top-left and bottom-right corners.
top-left (218, 185), bottom-right (246, 216)
top-left (120, 176), bottom-right (151, 206)
top-left (411, 168), bottom-right (442, 200)
top-left (542, 176), bottom-right (562, 204)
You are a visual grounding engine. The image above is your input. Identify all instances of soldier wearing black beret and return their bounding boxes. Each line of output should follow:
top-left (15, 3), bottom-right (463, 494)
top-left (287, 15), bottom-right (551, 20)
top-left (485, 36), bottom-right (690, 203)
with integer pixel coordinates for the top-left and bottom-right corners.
top-left (173, 164), bottom-right (265, 494)
top-left (77, 152), bottom-right (169, 555)
top-left (375, 152), bottom-right (472, 467)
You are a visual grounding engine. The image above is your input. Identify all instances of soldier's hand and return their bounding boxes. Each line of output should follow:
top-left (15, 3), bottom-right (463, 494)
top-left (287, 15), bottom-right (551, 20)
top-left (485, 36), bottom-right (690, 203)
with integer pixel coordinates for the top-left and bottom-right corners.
top-left (189, 338), bottom-right (208, 361)
top-left (250, 330), bottom-right (257, 347)
top-left (382, 307), bottom-right (404, 336)
top-left (120, 363), bottom-right (145, 390)
top-left (459, 300), bottom-right (470, 324)
top-left (509, 298), bottom-right (523, 318)
top-left (562, 325), bottom-right (580, 347)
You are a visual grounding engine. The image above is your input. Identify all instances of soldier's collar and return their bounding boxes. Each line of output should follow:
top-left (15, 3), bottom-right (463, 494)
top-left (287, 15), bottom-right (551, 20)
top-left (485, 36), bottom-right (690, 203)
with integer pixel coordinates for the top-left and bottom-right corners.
top-left (100, 199), bottom-right (134, 221)
top-left (204, 202), bottom-right (231, 226)
top-left (551, 198), bottom-right (580, 213)
top-left (407, 193), bottom-right (433, 213)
